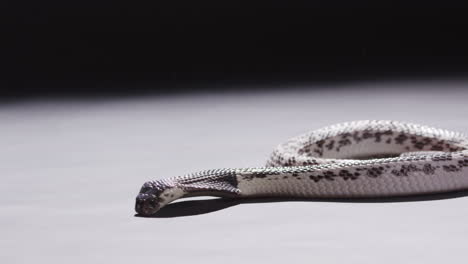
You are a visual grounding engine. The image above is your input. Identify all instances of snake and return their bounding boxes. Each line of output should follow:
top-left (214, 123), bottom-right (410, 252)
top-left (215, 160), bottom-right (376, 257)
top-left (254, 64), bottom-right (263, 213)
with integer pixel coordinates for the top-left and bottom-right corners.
top-left (135, 120), bottom-right (468, 216)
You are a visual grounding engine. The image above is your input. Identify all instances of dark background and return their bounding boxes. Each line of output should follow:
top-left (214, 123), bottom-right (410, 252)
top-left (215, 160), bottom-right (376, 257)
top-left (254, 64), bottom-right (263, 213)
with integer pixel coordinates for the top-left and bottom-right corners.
top-left (3, 1), bottom-right (468, 97)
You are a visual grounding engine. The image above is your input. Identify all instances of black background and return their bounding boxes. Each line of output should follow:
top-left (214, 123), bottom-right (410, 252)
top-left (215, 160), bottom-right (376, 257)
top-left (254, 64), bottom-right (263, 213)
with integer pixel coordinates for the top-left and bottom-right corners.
top-left (3, 1), bottom-right (468, 97)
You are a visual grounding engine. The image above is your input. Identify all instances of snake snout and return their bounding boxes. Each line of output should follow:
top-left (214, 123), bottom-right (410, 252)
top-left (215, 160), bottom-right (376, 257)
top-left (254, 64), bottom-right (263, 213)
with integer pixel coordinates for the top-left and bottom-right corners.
top-left (135, 196), bottom-right (160, 216)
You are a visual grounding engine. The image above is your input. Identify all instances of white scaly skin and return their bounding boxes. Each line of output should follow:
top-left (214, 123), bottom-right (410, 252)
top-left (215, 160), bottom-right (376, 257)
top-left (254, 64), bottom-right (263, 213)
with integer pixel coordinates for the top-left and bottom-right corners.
top-left (135, 120), bottom-right (468, 216)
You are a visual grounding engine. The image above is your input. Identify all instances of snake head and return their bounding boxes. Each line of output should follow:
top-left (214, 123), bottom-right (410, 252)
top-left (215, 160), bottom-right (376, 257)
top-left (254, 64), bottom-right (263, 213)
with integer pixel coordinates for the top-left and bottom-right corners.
top-left (135, 180), bottom-right (173, 216)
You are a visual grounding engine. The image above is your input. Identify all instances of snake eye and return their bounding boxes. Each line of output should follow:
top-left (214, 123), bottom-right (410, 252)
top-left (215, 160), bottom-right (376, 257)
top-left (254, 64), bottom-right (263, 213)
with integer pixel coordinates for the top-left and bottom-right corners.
top-left (140, 186), bottom-right (152, 193)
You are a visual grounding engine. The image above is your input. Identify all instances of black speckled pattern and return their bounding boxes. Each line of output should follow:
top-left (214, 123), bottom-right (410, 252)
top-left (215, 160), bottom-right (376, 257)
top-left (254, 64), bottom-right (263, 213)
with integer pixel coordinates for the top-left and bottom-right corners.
top-left (136, 120), bottom-right (468, 215)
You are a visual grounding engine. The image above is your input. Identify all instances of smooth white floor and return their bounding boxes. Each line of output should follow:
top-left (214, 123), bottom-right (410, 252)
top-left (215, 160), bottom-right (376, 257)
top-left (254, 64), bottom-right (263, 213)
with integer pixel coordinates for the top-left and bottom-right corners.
top-left (2, 81), bottom-right (468, 263)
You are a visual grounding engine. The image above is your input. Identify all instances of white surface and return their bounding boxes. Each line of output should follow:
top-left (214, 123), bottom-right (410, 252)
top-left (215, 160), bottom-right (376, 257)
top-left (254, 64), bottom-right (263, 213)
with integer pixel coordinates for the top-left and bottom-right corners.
top-left (2, 81), bottom-right (468, 263)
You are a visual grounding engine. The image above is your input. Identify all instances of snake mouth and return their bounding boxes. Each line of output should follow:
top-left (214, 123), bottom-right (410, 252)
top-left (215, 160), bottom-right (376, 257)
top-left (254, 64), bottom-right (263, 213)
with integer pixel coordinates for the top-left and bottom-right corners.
top-left (135, 196), bottom-right (161, 216)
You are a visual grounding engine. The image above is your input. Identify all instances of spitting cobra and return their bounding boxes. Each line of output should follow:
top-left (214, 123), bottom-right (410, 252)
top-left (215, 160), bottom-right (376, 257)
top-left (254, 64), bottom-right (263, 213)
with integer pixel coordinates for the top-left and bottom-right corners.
top-left (135, 120), bottom-right (468, 216)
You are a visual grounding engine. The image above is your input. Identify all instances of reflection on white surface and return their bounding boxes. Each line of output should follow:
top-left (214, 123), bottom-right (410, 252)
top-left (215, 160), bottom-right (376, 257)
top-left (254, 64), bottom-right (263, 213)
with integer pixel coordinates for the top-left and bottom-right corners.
top-left (1, 81), bottom-right (468, 263)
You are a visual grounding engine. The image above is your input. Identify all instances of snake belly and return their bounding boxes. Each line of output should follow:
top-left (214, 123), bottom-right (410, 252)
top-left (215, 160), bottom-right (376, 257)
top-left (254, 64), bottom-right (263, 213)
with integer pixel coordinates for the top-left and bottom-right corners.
top-left (135, 120), bottom-right (468, 216)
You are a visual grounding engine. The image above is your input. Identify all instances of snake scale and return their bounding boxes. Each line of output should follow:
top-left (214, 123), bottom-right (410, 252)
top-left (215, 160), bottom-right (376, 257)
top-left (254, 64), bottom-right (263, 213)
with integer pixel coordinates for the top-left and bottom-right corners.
top-left (135, 120), bottom-right (468, 216)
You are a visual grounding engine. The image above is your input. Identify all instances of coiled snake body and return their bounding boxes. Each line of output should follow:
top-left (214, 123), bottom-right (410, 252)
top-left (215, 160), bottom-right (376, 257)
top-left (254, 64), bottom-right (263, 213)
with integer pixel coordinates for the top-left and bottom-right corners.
top-left (135, 120), bottom-right (468, 216)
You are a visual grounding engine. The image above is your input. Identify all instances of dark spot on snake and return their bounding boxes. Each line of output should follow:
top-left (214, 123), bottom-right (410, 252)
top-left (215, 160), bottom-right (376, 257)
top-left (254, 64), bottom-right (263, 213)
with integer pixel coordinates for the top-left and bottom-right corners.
top-left (314, 149), bottom-right (323, 156)
top-left (374, 132), bottom-right (383, 142)
top-left (395, 134), bottom-right (408, 144)
top-left (323, 171), bottom-right (336, 178)
top-left (423, 164), bottom-right (436, 174)
top-left (362, 130), bottom-right (373, 139)
top-left (431, 145), bottom-right (444, 151)
top-left (458, 160), bottom-right (468, 167)
top-left (325, 140), bottom-right (335, 150)
top-left (353, 132), bottom-right (362, 143)
top-left (366, 167), bottom-right (383, 178)
top-left (316, 140), bottom-right (325, 148)
top-left (443, 165), bottom-right (461, 172)
top-left (309, 175), bottom-right (320, 182)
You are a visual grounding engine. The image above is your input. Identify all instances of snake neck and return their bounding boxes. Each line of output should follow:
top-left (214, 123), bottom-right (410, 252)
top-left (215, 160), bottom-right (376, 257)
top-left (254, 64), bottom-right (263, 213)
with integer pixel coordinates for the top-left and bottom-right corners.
top-left (175, 169), bottom-right (241, 198)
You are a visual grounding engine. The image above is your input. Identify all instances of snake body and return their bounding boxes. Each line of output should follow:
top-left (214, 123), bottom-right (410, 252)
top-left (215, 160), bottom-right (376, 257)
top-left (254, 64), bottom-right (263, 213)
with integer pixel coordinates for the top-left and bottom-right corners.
top-left (135, 120), bottom-right (468, 216)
